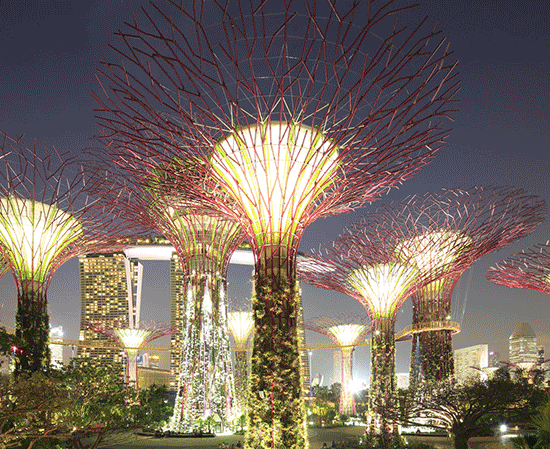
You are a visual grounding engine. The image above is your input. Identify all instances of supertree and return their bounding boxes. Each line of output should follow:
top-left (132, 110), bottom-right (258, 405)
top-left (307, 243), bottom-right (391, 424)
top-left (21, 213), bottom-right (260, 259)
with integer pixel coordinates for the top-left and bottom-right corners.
top-left (87, 159), bottom-right (245, 432)
top-left (93, 1), bottom-right (459, 446)
top-left (487, 242), bottom-right (550, 296)
top-left (228, 311), bottom-right (255, 417)
top-left (305, 316), bottom-right (370, 415)
top-left (85, 321), bottom-right (174, 388)
top-left (362, 187), bottom-right (546, 384)
top-left (298, 230), bottom-right (451, 440)
top-left (0, 133), bottom-right (133, 375)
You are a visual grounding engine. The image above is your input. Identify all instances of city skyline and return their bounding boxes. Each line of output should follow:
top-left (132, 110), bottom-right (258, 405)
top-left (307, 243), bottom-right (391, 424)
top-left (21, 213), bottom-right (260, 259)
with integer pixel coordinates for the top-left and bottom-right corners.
top-left (0, 0), bottom-right (549, 382)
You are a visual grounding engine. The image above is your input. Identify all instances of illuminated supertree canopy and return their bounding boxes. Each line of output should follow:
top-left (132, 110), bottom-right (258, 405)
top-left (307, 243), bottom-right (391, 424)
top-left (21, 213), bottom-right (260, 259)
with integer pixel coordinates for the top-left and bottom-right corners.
top-left (85, 321), bottom-right (174, 388)
top-left (298, 231), bottom-right (446, 440)
top-left (88, 159), bottom-right (244, 433)
top-left (305, 316), bottom-right (370, 415)
top-left (0, 134), bottom-right (133, 375)
top-left (93, 0), bottom-right (459, 446)
top-left (228, 311), bottom-right (255, 417)
top-left (361, 187), bottom-right (546, 384)
top-left (487, 242), bottom-right (550, 296)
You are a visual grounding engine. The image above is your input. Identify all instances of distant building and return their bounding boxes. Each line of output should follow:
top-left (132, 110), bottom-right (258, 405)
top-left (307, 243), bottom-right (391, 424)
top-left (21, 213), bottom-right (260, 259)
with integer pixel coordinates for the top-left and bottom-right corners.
top-left (454, 344), bottom-right (488, 384)
top-left (77, 252), bottom-right (140, 366)
top-left (396, 373), bottom-right (409, 389)
top-left (49, 325), bottom-right (64, 368)
top-left (488, 350), bottom-right (501, 368)
top-left (137, 366), bottom-right (170, 389)
top-left (149, 353), bottom-right (161, 369)
top-left (509, 322), bottom-right (538, 369)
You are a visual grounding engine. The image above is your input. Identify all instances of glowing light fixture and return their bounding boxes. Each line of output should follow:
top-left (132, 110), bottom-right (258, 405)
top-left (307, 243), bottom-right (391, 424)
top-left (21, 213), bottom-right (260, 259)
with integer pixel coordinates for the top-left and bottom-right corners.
top-left (0, 197), bottom-right (81, 283)
top-left (213, 122), bottom-right (338, 244)
top-left (348, 264), bottom-right (419, 318)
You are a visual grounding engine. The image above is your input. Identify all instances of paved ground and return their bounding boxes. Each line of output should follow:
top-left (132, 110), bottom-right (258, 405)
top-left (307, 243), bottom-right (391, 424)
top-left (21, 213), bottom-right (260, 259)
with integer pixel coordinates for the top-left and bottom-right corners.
top-left (103, 426), bottom-right (366, 449)
top-left (102, 429), bottom-right (518, 449)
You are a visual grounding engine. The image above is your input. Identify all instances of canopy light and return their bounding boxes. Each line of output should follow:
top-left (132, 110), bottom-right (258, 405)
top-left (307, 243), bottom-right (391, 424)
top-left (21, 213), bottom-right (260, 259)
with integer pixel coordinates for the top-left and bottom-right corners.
top-left (0, 197), bottom-right (82, 282)
top-left (397, 230), bottom-right (472, 273)
top-left (228, 311), bottom-right (255, 347)
top-left (348, 263), bottom-right (419, 317)
top-left (212, 121), bottom-right (339, 238)
top-left (328, 324), bottom-right (368, 347)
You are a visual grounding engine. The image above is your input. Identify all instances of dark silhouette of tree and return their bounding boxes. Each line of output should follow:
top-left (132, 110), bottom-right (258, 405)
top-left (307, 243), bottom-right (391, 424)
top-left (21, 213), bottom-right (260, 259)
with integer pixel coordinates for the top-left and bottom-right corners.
top-left (383, 378), bottom-right (545, 449)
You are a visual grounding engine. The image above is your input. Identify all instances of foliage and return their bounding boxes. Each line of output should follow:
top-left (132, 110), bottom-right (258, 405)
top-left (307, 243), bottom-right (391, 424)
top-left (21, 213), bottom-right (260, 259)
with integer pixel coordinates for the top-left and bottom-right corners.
top-left (15, 289), bottom-right (50, 375)
top-left (0, 359), bottom-right (152, 449)
top-left (513, 393), bottom-right (550, 449)
top-left (60, 359), bottom-right (144, 449)
top-left (138, 384), bottom-right (172, 427)
top-left (0, 326), bottom-right (19, 362)
top-left (0, 372), bottom-right (70, 448)
top-left (384, 377), bottom-right (545, 449)
top-left (246, 277), bottom-right (307, 449)
top-left (170, 274), bottom-right (235, 433)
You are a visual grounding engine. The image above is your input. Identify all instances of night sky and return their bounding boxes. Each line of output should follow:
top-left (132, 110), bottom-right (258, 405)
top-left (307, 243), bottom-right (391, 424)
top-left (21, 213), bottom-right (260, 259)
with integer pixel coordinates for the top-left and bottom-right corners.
top-left (0, 0), bottom-right (549, 384)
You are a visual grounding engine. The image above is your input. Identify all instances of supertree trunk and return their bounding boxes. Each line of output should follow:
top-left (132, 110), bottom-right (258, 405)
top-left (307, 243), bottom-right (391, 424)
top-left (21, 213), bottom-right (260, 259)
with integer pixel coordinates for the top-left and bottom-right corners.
top-left (369, 317), bottom-right (396, 442)
top-left (126, 348), bottom-right (139, 387)
top-left (234, 350), bottom-right (249, 417)
top-left (410, 277), bottom-right (459, 384)
top-left (247, 252), bottom-right (307, 449)
top-left (340, 347), bottom-right (356, 415)
top-left (15, 281), bottom-right (50, 374)
top-left (172, 272), bottom-right (235, 432)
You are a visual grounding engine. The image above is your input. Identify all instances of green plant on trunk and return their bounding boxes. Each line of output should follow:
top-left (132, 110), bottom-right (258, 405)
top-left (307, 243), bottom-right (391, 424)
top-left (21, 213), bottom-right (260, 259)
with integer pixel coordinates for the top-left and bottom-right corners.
top-left (246, 278), bottom-right (307, 449)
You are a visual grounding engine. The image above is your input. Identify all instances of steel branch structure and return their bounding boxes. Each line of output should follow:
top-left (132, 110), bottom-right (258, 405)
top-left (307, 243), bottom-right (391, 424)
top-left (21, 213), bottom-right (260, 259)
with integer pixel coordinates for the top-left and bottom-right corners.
top-left (487, 242), bottom-right (550, 296)
top-left (305, 316), bottom-right (370, 415)
top-left (85, 321), bottom-right (174, 388)
top-left (228, 311), bottom-right (255, 417)
top-left (357, 187), bottom-right (546, 385)
top-left (93, 1), bottom-right (459, 446)
top-left (298, 234), bottom-right (443, 440)
top-left (88, 160), bottom-right (245, 433)
top-left (0, 134), bottom-right (132, 375)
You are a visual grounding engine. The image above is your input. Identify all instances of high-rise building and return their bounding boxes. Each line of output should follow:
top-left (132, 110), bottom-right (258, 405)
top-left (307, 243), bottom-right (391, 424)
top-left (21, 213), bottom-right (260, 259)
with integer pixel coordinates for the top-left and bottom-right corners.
top-left (488, 350), bottom-right (501, 368)
top-left (49, 325), bottom-right (64, 368)
top-left (509, 322), bottom-right (538, 368)
top-left (396, 373), bottom-right (410, 389)
top-left (78, 252), bottom-right (140, 365)
top-left (454, 344), bottom-right (488, 384)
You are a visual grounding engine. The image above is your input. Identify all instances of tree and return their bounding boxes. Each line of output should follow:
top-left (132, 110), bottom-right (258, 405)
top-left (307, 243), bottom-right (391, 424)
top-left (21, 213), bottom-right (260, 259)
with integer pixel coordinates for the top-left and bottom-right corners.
top-left (139, 384), bottom-right (172, 427)
top-left (60, 360), bottom-right (144, 449)
top-left (386, 378), bottom-right (545, 449)
top-left (94, 0), bottom-right (459, 445)
top-left (0, 372), bottom-right (70, 448)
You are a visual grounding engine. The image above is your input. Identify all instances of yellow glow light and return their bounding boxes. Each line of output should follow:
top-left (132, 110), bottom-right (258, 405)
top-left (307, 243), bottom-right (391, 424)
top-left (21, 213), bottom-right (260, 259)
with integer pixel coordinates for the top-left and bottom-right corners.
top-left (228, 311), bottom-right (254, 347)
top-left (348, 263), bottom-right (419, 317)
top-left (328, 324), bottom-right (367, 347)
top-left (212, 121), bottom-right (338, 242)
top-left (397, 231), bottom-right (472, 273)
top-left (113, 328), bottom-right (152, 350)
top-left (0, 197), bottom-right (82, 282)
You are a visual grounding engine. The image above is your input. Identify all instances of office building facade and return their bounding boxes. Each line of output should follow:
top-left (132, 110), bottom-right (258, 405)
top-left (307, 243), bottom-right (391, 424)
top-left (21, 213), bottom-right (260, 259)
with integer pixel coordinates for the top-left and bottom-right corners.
top-left (78, 252), bottom-right (140, 365)
top-left (454, 344), bottom-right (488, 384)
top-left (509, 322), bottom-right (538, 368)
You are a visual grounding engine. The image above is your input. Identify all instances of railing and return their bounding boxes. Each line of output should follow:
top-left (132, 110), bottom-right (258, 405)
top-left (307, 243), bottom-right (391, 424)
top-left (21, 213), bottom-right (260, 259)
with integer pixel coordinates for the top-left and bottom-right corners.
top-left (1, 320), bottom-right (460, 352)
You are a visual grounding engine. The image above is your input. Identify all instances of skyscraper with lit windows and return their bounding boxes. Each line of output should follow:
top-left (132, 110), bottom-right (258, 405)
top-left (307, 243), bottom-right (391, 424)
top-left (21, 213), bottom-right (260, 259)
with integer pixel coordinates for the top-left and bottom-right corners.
top-left (78, 252), bottom-right (141, 364)
top-left (509, 322), bottom-right (538, 368)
